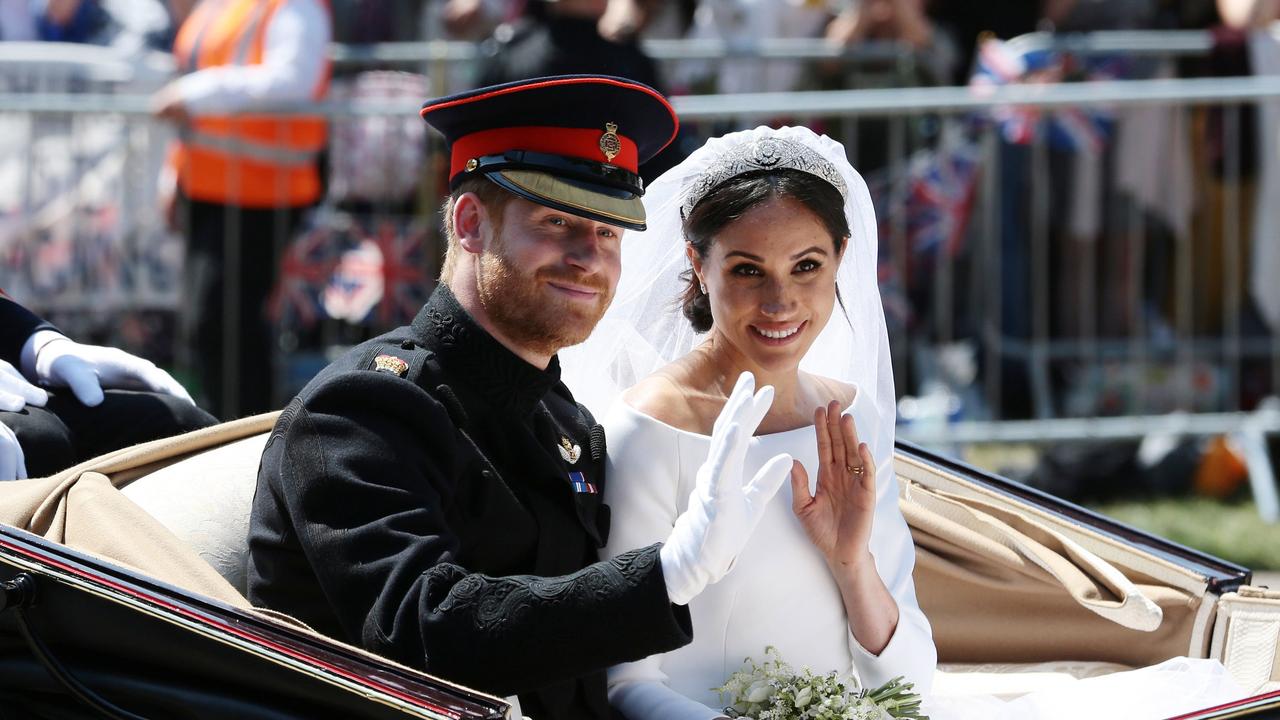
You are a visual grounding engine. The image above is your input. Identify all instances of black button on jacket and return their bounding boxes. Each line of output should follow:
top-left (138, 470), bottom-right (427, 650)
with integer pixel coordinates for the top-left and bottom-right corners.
top-left (248, 285), bottom-right (692, 719)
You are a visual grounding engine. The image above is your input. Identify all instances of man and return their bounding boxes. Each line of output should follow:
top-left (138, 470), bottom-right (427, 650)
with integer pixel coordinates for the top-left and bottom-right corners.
top-left (0, 291), bottom-right (214, 479)
top-left (248, 76), bottom-right (793, 719)
top-left (151, 0), bottom-right (331, 419)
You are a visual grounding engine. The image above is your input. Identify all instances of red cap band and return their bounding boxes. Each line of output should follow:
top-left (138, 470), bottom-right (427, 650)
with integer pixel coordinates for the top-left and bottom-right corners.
top-left (449, 126), bottom-right (639, 179)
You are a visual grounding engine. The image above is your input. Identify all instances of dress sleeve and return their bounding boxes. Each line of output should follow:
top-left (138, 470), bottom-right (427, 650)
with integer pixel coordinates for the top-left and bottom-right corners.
top-left (264, 374), bottom-right (691, 697)
top-left (601, 405), bottom-right (724, 720)
top-left (846, 398), bottom-right (937, 694)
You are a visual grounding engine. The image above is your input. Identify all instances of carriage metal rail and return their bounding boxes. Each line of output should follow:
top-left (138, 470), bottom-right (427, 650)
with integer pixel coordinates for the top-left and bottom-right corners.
top-left (1, 73), bottom-right (1277, 116)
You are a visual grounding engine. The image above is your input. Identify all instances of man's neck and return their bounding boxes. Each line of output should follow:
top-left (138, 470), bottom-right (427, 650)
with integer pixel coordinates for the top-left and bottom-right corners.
top-left (444, 278), bottom-right (554, 370)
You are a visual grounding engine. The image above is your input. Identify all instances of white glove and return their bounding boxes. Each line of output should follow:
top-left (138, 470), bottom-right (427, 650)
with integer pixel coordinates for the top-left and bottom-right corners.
top-left (0, 358), bottom-right (47, 481)
top-left (0, 419), bottom-right (26, 480)
top-left (660, 372), bottom-right (793, 605)
top-left (0, 358), bottom-right (49, 412)
top-left (32, 336), bottom-right (194, 408)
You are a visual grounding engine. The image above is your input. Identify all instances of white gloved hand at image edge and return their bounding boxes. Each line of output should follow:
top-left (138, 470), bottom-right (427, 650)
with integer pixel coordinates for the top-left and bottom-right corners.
top-left (660, 372), bottom-right (793, 606)
top-left (0, 420), bottom-right (27, 481)
top-left (0, 359), bottom-right (48, 412)
top-left (33, 337), bottom-right (195, 408)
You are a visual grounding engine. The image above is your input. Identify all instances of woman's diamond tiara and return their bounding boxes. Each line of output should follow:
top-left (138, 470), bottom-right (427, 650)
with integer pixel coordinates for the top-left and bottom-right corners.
top-left (679, 137), bottom-right (849, 219)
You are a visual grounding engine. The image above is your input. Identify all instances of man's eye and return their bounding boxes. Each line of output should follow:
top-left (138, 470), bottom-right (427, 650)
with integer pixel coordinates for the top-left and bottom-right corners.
top-left (598, 227), bottom-right (617, 239)
top-left (547, 216), bottom-right (567, 226)
top-left (732, 264), bottom-right (762, 277)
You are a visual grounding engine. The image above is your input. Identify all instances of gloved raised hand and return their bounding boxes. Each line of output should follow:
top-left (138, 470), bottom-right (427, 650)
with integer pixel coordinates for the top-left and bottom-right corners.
top-left (660, 372), bottom-right (793, 605)
top-left (32, 336), bottom-right (194, 408)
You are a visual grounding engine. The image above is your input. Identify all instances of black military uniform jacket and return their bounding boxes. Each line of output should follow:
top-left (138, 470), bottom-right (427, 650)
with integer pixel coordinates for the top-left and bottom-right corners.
top-left (0, 293), bottom-right (56, 365)
top-left (248, 285), bottom-right (692, 719)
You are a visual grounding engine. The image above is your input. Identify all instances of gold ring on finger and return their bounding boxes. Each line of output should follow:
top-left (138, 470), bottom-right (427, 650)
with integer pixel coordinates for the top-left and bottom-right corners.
top-left (851, 465), bottom-right (865, 475)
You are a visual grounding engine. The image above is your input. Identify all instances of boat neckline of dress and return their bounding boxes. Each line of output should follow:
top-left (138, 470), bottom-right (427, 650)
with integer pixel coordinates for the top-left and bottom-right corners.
top-left (615, 388), bottom-right (861, 441)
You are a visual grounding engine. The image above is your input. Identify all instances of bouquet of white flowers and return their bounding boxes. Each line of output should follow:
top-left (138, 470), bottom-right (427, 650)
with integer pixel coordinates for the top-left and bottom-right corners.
top-left (713, 646), bottom-right (927, 720)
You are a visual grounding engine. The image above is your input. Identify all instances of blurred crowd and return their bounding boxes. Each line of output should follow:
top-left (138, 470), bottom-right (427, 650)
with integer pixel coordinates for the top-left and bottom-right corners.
top-left (0, 1), bottom-right (1271, 82)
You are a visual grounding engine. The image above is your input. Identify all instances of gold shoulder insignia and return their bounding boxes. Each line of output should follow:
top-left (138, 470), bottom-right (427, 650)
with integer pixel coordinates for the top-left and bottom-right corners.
top-left (373, 354), bottom-right (409, 377)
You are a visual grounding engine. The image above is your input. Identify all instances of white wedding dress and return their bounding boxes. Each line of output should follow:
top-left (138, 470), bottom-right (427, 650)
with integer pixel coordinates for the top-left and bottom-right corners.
top-left (601, 387), bottom-right (937, 720)
top-left (599, 395), bottom-right (1250, 720)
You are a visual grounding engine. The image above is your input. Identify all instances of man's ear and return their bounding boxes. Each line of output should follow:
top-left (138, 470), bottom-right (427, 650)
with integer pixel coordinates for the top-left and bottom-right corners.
top-left (452, 192), bottom-right (490, 255)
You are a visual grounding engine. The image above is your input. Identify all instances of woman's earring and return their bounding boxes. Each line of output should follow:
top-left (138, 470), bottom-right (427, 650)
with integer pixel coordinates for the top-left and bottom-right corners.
top-left (699, 282), bottom-right (707, 294)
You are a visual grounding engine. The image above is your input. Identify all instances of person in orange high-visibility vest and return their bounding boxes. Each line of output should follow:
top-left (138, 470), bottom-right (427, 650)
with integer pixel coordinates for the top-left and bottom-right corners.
top-left (152, 0), bottom-right (331, 420)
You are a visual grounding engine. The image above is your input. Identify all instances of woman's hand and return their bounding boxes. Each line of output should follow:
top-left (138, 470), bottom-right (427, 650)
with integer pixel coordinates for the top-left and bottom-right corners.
top-left (790, 400), bottom-right (877, 571)
top-left (794, 402), bottom-right (901, 655)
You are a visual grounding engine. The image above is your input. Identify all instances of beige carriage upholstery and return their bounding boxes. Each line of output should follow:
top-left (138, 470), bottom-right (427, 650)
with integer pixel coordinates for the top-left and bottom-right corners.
top-left (0, 413), bottom-right (278, 608)
top-left (3, 415), bottom-right (1277, 701)
top-left (896, 452), bottom-right (1280, 695)
top-left (113, 420), bottom-right (1279, 695)
top-left (119, 428), bottom-right (271, 595)
top-left (1211, 586), bottom-right (1280, 693)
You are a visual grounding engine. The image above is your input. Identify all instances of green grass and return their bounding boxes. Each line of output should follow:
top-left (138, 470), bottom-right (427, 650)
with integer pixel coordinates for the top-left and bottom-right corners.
top-left (1085, 497), bottom-right (1280, 571)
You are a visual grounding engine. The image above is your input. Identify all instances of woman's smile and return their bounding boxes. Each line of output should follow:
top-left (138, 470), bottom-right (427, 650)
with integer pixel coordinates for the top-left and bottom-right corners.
top-left (749, 320), bottom-right (807, 345)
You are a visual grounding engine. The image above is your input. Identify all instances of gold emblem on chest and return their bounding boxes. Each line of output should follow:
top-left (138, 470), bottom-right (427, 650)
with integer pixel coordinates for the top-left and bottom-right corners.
top-left (558, 436), bottom-right (582, 464)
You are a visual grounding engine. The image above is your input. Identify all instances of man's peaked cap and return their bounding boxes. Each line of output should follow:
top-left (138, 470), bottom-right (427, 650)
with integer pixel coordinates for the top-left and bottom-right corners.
top-left (421, 75), bottom-right (679, 231)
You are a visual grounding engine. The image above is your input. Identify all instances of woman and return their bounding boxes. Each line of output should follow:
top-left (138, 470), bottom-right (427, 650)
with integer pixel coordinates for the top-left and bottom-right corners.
top-left (563, 125), bottom-right (935, 718)
top-left (560, 126), bottom-right (1249, 720)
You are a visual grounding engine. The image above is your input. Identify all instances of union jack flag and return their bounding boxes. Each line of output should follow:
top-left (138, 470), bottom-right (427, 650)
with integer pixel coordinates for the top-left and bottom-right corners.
top-left (369, 219), bottom-right (430, 326)
top-left (268, 220), bottom-right (339, 328)
top-left (869, 130), bottom-right (982, 295)
top-left (323, 237), bottom-right (385, 324)
top-left (970, 37), bottom-right (1122, 153)
top-left (271, 213), bottom-right (432, 329)
top-left (902, 140), bottom-right (982, 260)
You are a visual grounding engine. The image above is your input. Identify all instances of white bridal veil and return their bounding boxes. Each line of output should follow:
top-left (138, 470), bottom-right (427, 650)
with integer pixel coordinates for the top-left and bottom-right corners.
top-left (561, 125), bottom-right (896, 456)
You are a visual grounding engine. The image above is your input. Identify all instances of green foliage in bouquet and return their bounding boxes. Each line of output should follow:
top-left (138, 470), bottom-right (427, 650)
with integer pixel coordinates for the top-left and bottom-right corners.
top-left (714, 646), bottom-right (927, 720)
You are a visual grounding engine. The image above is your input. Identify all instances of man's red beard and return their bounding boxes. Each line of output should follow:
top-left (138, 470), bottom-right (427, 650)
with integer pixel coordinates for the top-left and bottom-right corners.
top-left (475, 245), bottom-right (614, 360)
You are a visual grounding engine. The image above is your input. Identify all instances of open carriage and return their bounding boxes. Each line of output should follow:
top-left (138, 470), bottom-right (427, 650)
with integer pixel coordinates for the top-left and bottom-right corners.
top-left (1, 414), bottom-right (1278, 719)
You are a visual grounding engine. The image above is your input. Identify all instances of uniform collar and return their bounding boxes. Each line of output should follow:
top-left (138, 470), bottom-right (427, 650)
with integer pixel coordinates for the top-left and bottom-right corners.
top-left (413, 285), bottom-right (562, 415)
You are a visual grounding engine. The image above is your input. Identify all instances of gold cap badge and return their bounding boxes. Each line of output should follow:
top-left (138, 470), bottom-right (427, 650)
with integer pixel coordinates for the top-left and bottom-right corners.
top-left (373, 354), bottom-right (409, 377)
top-left (599, 122), bottom-right (621, 163)
top-left (558, 436), bottom-right (582, 464)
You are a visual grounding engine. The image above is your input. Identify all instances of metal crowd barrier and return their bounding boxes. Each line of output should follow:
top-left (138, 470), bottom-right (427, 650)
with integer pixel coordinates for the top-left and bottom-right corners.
top-left (3, 32), bottom-right (1280, 520)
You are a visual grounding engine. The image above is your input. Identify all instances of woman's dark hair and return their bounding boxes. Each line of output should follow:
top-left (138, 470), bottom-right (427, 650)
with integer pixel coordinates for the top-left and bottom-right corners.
top-left (680, 169), bottom-right (850, 332)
